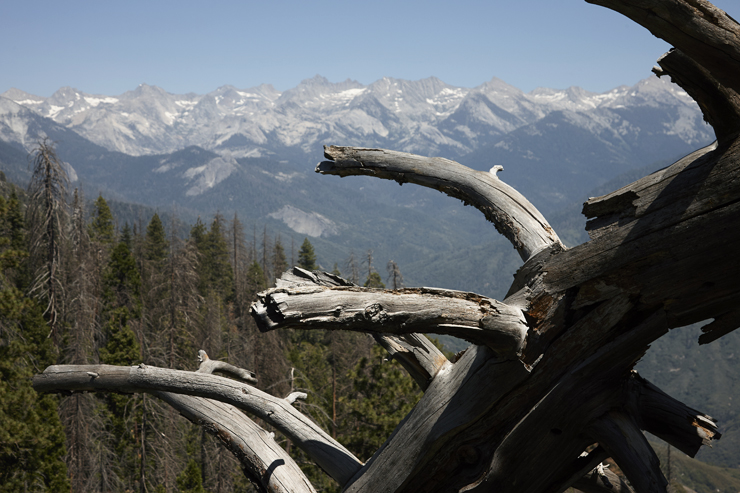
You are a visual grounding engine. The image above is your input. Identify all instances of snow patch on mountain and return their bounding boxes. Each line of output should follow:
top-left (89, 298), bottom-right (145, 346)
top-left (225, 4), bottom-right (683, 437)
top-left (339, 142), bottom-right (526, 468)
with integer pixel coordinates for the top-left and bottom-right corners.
top-left (183, 157), bottom-right (237, 196)
top-left (1, 75), bottom-right (710, 163)
top-left (268, 205), bottom-right (339, 237)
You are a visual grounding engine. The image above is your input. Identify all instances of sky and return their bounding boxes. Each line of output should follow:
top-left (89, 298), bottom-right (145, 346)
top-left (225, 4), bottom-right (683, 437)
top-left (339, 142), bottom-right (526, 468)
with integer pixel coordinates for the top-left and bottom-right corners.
top-left (1, 0), bottom-right (737, 98)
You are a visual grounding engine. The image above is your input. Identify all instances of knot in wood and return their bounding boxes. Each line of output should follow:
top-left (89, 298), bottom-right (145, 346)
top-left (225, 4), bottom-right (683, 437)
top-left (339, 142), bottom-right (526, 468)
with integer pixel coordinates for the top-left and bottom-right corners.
top-left (364, 303), bottom-right (388, 323)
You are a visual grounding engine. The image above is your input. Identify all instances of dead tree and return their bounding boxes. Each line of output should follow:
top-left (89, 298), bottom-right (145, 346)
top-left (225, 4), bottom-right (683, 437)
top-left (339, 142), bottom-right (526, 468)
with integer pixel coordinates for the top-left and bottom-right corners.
top-left (32, 0), bottom-right (740, 491)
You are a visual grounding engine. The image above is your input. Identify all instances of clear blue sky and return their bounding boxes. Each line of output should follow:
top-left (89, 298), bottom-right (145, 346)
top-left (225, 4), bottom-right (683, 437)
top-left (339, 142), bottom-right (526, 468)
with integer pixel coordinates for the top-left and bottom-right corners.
top-left (1, 0), bottom-right (736, 97)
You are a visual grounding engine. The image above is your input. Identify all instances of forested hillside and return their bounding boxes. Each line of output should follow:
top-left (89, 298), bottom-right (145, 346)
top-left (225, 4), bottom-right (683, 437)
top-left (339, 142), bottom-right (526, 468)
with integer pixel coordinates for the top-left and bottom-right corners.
top-left (0, 142), bottom-right (439, 492)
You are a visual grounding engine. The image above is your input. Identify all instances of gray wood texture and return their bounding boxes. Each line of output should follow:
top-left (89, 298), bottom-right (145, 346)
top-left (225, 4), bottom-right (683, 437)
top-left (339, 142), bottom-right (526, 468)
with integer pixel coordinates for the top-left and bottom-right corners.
top-left (272, 267), bottom-right (450, 389)
top-left (33, 363), bottom-right (362, 486)
top-left (197, 349), bottom-right (257, 383)
top-left (253, 283), bottom-right (527, 359)
top-left (153, 392), bottom-right (316, 493)
top-left (317, 146), bottom-right (563, 261)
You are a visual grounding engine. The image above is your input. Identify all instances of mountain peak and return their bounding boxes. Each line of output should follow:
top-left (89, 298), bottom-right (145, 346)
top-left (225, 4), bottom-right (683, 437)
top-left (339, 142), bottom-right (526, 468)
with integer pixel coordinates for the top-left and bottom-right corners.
top-left (1, 88), bottom-right (43, 103)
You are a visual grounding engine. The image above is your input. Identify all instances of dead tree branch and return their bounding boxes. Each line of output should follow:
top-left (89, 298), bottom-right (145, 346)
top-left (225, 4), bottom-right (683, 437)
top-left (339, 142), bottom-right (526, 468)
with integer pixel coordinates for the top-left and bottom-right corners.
top-left (153, 392), bottom-right (316, 493)
top-left (33, 363), bottom-right (363, 486)
top-left (317, 146), bottom-right (563, 261)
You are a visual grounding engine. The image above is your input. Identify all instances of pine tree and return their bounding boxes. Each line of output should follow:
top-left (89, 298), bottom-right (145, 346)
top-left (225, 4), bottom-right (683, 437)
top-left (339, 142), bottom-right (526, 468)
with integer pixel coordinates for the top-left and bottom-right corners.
top-left (273, 235), bottom-right (288, 282)
top-left (99, 236), bottom-right (144, 491)
top-left (60, 188), bottom-right (111, 492)
top-left (89, 194), bottom-right (115, 245)
top-left (342, 345), bottom-right (421, 461)
top-left (297, 238), bottom-right (317, 271)
top-left (364, 271), bottom-right (385, 288)
top-left (26, 139), bottom-right (69, 346)
top-left (0, 194), bottom-right (70, 492)
top-left (144, 213), bottom-right (168, 264)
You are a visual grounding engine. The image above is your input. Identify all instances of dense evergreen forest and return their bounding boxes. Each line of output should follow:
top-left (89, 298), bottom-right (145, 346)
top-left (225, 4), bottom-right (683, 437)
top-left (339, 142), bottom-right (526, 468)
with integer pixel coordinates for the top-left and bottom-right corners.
top-left (0, 142), bottom-right (430, 493)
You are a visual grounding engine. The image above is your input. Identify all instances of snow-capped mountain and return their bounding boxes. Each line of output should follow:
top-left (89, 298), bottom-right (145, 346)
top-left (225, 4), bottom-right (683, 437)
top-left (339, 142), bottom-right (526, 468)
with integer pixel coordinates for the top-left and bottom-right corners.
top-left (0, 74), bottom-right (717, 300)
top-left (0, 75), bottom-right (711, 163)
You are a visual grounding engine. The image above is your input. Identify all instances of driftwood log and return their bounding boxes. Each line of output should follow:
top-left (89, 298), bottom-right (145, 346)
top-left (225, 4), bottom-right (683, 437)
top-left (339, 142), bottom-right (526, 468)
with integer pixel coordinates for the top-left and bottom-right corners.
top-left (32, 0), bottom-right (740, 491)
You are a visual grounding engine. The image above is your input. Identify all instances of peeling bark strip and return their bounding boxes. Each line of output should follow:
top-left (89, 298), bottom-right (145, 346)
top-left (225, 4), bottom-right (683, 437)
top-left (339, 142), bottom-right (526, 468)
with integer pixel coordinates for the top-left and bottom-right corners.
top-left (317, 146), bottom-right (563, 261)
top-left (33, 364), bottom-right (363, 486)
top-left (252, 283), bottom-right (528, 358)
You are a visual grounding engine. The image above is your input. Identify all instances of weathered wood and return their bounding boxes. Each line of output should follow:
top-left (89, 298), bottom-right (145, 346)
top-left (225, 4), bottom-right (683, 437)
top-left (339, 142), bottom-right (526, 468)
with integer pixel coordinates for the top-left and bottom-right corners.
top-left (253, 284), bottom-right (528, 358)
top-left (271, 268), bottom-right (450, 389)
top-left (373, 334), bottom-right (451, 391)
top-left (654, 49), bottom-right (740, 145)
top-left (589, 411), bottom-right (668, 493)
top-left (626, 371), bottom-right (720, 457)
top-left (542, 446), bottom-right (618, 493)
top-left (317, 146), bottom-right (563, 261)
top-left (343, 346), bottom-right (531, 493)
top-left (33, 364), bottom-right (363, 486)
top-left (31, 1), bottom-right (740, 491)
top-left (197, 349), bottom-right (257, 383)
top-left (586, 0), bottom-right (740, 97)
top-left (153, 392), bottom-right (316, 493)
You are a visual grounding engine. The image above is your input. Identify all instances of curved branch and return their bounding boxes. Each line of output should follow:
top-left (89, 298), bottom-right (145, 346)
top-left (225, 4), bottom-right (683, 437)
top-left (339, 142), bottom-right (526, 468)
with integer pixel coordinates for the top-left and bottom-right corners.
top-left (654, 49), bottom-right (740, 145)
top-left (252, 283), bottom-right (528, 359)
top-left (154, 392), bottom-right (316, 493)
top-left (373, 334), bottom-right (451, 391)
top-left (33, 364), bottom-right (362, 486)
top-left (317, 146), bottom-right (563, 261)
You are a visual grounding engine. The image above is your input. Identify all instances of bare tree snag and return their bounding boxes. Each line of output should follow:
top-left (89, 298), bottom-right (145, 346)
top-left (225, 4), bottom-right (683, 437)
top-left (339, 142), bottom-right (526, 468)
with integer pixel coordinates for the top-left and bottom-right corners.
top-left (625, 372), bottom-right (720, 457)
top-left (31, 0), bottom-right (740, 491)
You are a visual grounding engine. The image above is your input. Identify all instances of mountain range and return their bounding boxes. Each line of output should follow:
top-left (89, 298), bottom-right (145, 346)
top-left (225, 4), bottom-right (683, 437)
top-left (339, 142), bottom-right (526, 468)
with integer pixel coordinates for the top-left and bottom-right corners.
top-left (0, 74), bottom-right (716, 299)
